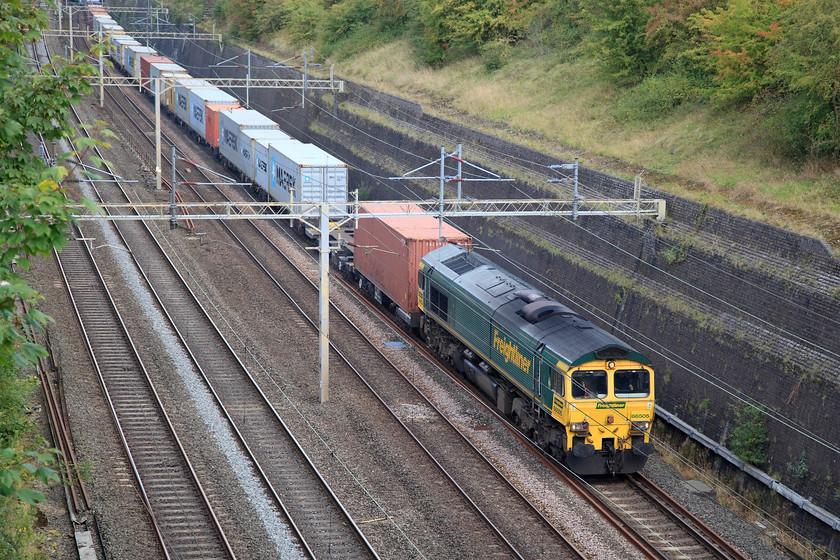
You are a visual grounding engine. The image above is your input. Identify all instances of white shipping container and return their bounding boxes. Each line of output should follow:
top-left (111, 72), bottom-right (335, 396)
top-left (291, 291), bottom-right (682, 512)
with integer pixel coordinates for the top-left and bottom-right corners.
top-left (146, 62), bottom-right (189, 95)
top-left (173, 78), bottom-right (212, 129)
top-left (92, 16), bottom-right (117, 33)
top-left (188, 87), bottom-right (239, 141)
top-left (238, 129), bottom-right (296, 188)
top-left (267, 142), bottom-right (348, 216)
top-left (218, 109), bottom-right (279, 169)
top-left (123, 44), bottom-right (157, 77)
top-left (109, 36), bottom-right (139, 66)
top-left (98, 24), bottom-right (125, 39)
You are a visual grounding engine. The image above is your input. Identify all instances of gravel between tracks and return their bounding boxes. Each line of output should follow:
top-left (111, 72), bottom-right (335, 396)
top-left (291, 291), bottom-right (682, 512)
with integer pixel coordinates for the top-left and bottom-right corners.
top-left (26, 30), bottom-right (790, 560)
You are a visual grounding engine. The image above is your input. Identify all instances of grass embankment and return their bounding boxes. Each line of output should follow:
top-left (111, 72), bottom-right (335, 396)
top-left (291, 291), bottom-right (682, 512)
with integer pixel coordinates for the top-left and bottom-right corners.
top-left (335, 39), bottom-right (840, 249)
top-left (173, 0), bottom-right (840, 253)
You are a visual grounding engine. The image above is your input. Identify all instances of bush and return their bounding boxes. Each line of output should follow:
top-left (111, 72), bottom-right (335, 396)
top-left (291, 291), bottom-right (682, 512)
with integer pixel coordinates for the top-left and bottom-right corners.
top-left (584, 0), bottom-right (658, 83)
top-left (255, 1), bottom-right (290, 36)
top-left (612, 73), bottom-right (703, 123)
top-left (727, 405), bottom-right (768, 466)
top-left (285, 0), bottom-right (328, 45)
top-left (0, 364), bottom-right (38, 448)
top-left (786, 451), bottom-right (809, 480)
top-left (318, 0), bottom-right (409, 57)
top-left (418, 0), bottom-right (535, 63)
top-left (770, 0), bottom-right (840, 155)
top-left (480, 38), bottom-right (512, 71)
top-left (521, 0), bottom-right (585, 54)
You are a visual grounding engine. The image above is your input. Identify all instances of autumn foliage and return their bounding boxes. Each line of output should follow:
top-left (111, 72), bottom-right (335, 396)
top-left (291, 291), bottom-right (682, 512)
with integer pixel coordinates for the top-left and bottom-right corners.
top-left (213, 0), bottom-right (839, 154)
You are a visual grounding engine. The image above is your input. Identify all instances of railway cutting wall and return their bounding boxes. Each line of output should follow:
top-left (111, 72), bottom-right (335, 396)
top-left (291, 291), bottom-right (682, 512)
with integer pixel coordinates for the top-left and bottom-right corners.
top-left (142, 31), bottom-right (840, 543)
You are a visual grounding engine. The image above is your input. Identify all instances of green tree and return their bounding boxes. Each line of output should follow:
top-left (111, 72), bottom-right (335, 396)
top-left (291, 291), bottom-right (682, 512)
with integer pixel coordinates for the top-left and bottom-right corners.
top-left (770, 0), bottom-right (840, 154)
top-left (689, 0), bottom-right (793, 102)
top-left (643, 0), bottom-right (723, 76)
top-left (585, 0), bottom-right (658, 82)
top-left (284, 0), bottom-right (328, 45)
top-left (0, 0), bottom-right (98, 528)
top-left (418, 0), bottom-right (537, 63)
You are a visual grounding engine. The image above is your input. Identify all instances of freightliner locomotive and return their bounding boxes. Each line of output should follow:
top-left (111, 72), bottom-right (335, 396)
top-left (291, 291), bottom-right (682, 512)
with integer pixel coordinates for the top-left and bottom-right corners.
top-left (343, 205), bottom-right (656, 475)
top-left (417, 244), bottom-right (655, 474)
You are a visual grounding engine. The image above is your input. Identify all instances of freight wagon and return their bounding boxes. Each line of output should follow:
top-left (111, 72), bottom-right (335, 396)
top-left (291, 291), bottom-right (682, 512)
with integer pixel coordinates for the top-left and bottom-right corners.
top-left (350, 203), bottom-right (471, 328)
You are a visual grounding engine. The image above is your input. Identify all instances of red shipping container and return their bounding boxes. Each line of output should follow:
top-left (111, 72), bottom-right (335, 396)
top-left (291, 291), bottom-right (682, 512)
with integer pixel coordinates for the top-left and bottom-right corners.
top-left (354, 203), bottom-right (471, 319)
top-left (87, 7), bottom-right (107, 28)
top-left (140, 55), bottom-right (171, 90)
top-left (205, 103), bottom-right (242, 147)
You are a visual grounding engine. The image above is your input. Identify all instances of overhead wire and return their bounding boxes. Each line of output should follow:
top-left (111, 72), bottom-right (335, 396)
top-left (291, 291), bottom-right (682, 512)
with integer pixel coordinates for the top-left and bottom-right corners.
top-left (295, 89), bottom-right (840, 372)
top-left (131, 0), bottom-right (840, 494)
top-left (335, 69), bottom-right (840, 331)
top-left (154, 20), bottom-right (834, 551)
top-left (248, 79), bottom-right (839, 457)
top-left (103, 8), bottom-right (832, 556)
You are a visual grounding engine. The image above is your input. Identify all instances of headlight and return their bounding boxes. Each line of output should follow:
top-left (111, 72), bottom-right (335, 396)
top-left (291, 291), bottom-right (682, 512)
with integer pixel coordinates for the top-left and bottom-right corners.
top-left (631, 421), bottom-right (651, 432)
top-left (570, 421), bottom-right (589, 432)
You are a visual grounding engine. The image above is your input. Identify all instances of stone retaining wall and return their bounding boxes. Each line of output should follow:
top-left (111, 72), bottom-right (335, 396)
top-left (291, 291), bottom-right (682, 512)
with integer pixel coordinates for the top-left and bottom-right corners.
top-left (147, 33), bottom-right (840, 540)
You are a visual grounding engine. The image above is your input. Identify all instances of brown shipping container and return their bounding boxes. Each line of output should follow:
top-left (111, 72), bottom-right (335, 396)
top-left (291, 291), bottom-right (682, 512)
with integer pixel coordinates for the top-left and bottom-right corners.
top-left (139, 56), bottom-right (171, 90)
top-left (354, 203), bottom-right (472, 315)
top-left (205, 103), bottom-right (242, 147)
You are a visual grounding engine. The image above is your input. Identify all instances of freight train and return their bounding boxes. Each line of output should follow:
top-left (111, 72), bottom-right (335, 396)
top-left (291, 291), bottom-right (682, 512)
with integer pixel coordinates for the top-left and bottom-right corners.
top-left (84, 3), bottom-right (654, 475)
top-left (340, 204), bottom-right (656, 475)
top-left (86, 3), bottom-right (348, 220)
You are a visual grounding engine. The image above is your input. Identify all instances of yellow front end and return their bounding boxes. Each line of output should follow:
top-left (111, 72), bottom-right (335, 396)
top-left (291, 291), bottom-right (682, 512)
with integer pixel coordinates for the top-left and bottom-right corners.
top-left (555, 359), bottom-right (655, 474)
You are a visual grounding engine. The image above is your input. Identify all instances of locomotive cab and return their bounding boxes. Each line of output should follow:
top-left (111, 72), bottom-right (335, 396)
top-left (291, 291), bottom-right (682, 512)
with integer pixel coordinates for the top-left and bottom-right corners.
top-left (552, 357), bottom-right (655, 475)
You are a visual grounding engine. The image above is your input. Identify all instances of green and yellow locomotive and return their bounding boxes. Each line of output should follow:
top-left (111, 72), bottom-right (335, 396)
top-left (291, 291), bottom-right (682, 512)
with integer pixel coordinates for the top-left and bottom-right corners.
top-left (418, 244), bottom-right (655, 475)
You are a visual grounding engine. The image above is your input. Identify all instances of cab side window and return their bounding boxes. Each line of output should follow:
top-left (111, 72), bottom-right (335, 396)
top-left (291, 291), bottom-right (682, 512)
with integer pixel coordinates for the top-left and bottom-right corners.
top-left (571, 370), bottom-right (607, 399)
top-left (551, 366), bottom-right (565, 396)
top-left (614, 369), bottom-right (650, 397)
top-left (429, 284), bottom-right (449, 322)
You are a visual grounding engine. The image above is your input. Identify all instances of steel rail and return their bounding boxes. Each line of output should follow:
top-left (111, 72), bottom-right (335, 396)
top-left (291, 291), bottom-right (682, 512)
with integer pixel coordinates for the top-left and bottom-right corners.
top-left (155, 136), bottom-right (585, 558)
top-left (90, 23), bottom-right (608, 557)
top-left (104, 44), bottom-right (590, 556)
top-left (349, 282), bottom-right (750, 560)
top-left (631, 474), bottom-right (750, 560)
top-left (48, 27), bottom-right (236, 560)
top-left (81, 59), bottom-right (378, 560)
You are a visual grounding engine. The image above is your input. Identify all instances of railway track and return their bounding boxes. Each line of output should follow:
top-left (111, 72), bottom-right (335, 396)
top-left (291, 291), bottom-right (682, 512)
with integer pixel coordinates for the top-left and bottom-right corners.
top-left (68, 13), bottom-right (743, 559)
top-left (578, 474), bottom-right (748, 560)
top-left (95, 45), bottom-right (588, 558)
top-left (350, 284), bottom-right (752, 560)
top-left (70, 113), bottom-right (377, 560)
top-left (197, 195), bottom-right (587, 559)
top-left (34, 29), bottom-right (236, 560)
top-left (57, 28), bottom-right (379, 560)
top-left (55, 226), bottom-right (235, 560)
